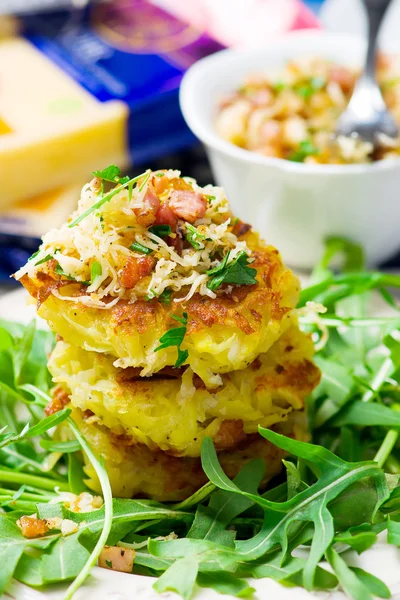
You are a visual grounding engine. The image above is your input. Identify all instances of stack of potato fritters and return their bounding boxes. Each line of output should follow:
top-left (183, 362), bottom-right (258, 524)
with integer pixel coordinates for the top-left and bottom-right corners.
top-left (17, 170), bottom-right (320, 501)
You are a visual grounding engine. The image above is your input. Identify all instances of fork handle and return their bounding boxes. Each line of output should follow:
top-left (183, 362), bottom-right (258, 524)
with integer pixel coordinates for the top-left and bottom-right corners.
top-left (362, 0), bottom-right (393, 79)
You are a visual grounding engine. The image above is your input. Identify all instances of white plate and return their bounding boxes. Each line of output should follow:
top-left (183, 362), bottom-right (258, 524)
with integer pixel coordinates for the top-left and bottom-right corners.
top-left (3, 289), bottom-right (400, 600)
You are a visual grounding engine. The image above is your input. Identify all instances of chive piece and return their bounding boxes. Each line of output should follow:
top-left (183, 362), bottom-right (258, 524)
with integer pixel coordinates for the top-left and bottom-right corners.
top-left (55, 263), bottom-right (90, 286)
top-left (28, 250), bottom-right (40, 262)
top-left (90, 261), bottom-right (102, 283)
top-left (68, 171), bottom-right (147, 228)
top-left (155, 172), bottom-right (165, 177)
top-left (287, 140), bottom-right (319, 163)
top-left (35, 255), bottom-right (53, 266)
top-left (159, 288), bottom-right (172, 305)
top-left (185, 224), bottom-right (205, 250)
top-left (149, 225), bottom-right (172, 238)
top-left (130, 242), bottom-right (153, 255)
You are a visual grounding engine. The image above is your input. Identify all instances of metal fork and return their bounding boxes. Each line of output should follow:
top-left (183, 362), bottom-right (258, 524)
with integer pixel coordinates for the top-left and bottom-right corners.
top-left (335, 0), bottom-right (398, 146)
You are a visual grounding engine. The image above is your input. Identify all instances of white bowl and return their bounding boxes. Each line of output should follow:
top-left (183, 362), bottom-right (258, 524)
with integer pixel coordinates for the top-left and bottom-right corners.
top-left (180, 30), bottom-right (400, 269)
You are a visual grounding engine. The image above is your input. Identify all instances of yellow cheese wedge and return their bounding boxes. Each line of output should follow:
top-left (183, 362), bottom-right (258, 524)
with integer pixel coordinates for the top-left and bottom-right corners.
top-left (0, 183), bottom-right (85, 238)
top-left (0, 38), bottom-right (129, 208)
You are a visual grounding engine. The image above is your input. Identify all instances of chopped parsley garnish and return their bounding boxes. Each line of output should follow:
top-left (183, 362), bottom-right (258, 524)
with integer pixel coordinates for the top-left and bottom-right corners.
top-left (155, 312), bottom-right (188, 368)
top-left (287, 140), bottom-right (319, 163)
top-left (90, 261), bottom-right (102, 283)
top-left (185, 224), bottom-right (205, 250)
top-left (149, 224), bottom-right (172, 238)
top-left (130, 241), bottom-right (153, 255)
top-left (206, 250), bottom-right (257, 291)
top-left (92, 165), bottom-right (130, 185)
top-left (105, 560), bottom-right (113, 568)
top-left (35, 254), bottom-right (53, 266)
top-left (159, 288), bottom-right (172, 305)
top-left (154, 172), bottom-right (165, 177)
top-left (206, 195), bottom-right (216, 203)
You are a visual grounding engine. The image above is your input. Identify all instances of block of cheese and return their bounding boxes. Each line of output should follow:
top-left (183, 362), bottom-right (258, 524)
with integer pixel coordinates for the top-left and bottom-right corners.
top-left (0, 38), bottom-right (129, 208)
top-left (0, 183), bottom-right (84, 238)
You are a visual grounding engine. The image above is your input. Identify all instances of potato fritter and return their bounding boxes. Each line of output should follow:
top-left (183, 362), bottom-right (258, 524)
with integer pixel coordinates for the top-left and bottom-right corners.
top-left (48, 326), bottom-right (319, 457)
top-left (67, 407), bottom-right (308, 502)
top-left (16, 170), bottom-right (300, 387)
top-left (21, 231), bottom-right (299, 387)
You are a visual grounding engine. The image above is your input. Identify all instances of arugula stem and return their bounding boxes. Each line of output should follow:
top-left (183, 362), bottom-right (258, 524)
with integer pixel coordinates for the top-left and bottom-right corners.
top-left (0, 469), bottom-right (69, 491)
top-left (362, 358), bottom-right (394, 402)
top-left (384, 455), bottom-right (400, 474)
top-left (374, 429), bottom-right (399, 468)
top-left (64, 419), bottom-right (113, 600)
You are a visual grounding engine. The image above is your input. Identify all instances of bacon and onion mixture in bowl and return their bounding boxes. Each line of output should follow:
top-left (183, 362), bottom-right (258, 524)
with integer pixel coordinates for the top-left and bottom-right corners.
top-left (216, 55), bottom-right (400, 164)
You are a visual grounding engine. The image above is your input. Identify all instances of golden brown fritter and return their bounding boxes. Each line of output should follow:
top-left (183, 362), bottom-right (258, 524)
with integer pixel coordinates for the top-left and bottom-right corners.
top-left (67, 407), bottom-right (308, 502)
top-left (49, 325), bottom-right (319, 457)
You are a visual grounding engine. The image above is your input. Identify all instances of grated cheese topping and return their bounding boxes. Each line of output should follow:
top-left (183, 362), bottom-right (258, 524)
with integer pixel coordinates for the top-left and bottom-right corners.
top-left (15, 169), bottom-right (253, 309)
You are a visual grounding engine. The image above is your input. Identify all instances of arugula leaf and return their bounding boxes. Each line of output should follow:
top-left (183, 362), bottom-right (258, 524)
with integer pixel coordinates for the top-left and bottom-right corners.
top-left (40, 439), bottom-right (81, 453)
top-left (153, 555), bottom-right (198, 600)
top-left (201, 431), bottom-right (389, 589)
top-left (330, 401), bottom-right (400, 427)
top-left (197, 572), bottom-right (255, 597)
top-left (41, 532), bottom-right (91, 583)
top-left (207, 251), bottom-right (257, 291)
top-left (326, 547), bottom-right (373, 600)
top-left (92, 165), bottom-right (130, 185)
top-left (130, 241), bottom-right (153, 255)
top-left (149, 225), bottom-right (172, 238)
top-left (349, 567), bottom-right (391, 599)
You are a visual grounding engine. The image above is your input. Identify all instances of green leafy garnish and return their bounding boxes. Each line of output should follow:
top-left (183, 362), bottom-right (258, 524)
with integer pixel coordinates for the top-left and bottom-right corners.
top-left (130, 241), bottom-right (153, 255)
top-left (158, 288), bottom-right (173, 305)
top-left (105, 560), bottom-right (113, 568)
top-left (149, 225), bottom-right (172, 238)
top-left (69, 171), bottom-right (146, 228)
top-left (155, 313), bottom-right (188, 368)
top-left (288, 140), bottom-right (320, 162)
top-left (207, 251), bottom-right (257, 291)
top-left (90, 261), bottom-right (102, 284)
top-left (35, 255), bottom-right (53, 266)
top-left (185, 224), bottom-right (205, 250)
top-left (54, 264), bottom-right (89, 285)
top-left (92, 165), bottom-right (130, 185)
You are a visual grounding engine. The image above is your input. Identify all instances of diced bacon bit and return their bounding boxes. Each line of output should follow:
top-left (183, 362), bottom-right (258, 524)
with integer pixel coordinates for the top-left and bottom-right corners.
top-left (99, 546), bottom-right (136, 573)
top-left (45, 385), bottom-right (70, 416)
top-left (232, 220), bottom-right (252, 237)
top-left (168, 190), bottom-right (207, 223)
top-left (118, 255), bottom-right (155, 289)
top-left (17, 515), bottom-right (49, 538)
top-left (155, 202), bottom-right (177, 228)
top-left (328, 66), bottom-right (355, 93)
top-left (134, 189), bottom-right (160, 227)
top-left (214, 419), bottom-right (246, 450)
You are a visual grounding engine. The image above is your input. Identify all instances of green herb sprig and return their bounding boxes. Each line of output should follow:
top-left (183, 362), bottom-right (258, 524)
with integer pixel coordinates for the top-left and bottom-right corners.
top-left (207, 251), bottom-right (257, 291)
top-left (155, 313), bottom-right (188, 368)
